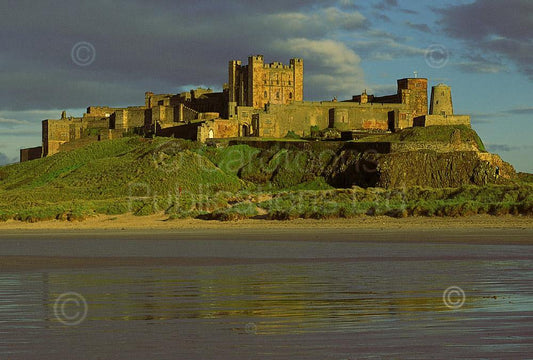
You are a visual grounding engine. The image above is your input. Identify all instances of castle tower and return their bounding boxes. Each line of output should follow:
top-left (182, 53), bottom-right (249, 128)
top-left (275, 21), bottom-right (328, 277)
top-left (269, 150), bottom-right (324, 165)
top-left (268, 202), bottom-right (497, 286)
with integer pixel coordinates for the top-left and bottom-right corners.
top-left (430, 84), bottom-right (453, 116)
top-left (290, 58), bottom-right (304, 102)
top-left (397, 78), bottom-right (428, 117)
top-left (228, 60), bottom-right (244, 117)
top-left (247, 55), bottom-right (265, 108)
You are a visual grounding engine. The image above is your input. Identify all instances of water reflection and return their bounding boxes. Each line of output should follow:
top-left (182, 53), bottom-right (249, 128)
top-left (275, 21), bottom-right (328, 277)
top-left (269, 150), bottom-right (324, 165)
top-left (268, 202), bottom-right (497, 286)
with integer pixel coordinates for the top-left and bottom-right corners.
top-left (1, 260), bottom-right (531, 332)
top-left (1, 256), bottom-right (532, 358)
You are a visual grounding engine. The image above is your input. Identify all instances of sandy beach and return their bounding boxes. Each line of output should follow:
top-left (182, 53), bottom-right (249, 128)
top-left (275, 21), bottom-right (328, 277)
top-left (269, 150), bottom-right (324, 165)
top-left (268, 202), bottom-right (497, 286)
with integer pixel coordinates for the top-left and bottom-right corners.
top-left (0, 213), bottom-right (532, 231)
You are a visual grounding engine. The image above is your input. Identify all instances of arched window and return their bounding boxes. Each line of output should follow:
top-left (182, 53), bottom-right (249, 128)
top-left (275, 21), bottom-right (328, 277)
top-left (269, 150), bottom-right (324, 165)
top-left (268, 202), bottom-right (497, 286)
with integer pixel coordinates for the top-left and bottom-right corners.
top-left (276, 92), bottom-right (280, 99)
top-left (264, 91), bottom-right (268, 98)
top-left (289, 92), bottom-right (293, 99)
top-left (208, 129), bottom-right (214, 138)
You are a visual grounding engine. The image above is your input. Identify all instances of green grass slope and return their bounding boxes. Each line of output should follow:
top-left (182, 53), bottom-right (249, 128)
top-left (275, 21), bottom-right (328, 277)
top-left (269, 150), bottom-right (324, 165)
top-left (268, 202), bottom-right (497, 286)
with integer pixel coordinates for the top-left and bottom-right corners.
top-left (0, 137), bottom-right (244, 220)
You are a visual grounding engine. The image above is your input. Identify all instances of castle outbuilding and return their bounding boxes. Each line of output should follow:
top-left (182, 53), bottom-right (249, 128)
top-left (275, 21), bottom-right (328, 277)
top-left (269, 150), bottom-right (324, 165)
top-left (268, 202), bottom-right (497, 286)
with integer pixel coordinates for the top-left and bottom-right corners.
top-left (413, 84), bottom-right (470, 127)
top-left (430, 84), bottom-right (453, 116)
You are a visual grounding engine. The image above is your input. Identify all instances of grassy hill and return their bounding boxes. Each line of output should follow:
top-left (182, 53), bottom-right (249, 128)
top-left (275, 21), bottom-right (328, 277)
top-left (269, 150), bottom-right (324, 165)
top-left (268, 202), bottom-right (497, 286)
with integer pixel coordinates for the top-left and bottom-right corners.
top-left (0, 131), bottom-right (531, 222)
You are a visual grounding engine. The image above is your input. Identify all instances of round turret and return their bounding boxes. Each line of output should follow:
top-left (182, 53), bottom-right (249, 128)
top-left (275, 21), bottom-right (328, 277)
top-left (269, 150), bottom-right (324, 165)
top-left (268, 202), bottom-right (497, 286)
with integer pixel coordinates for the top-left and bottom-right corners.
top-left (430, 84), bottom-right (453, 116)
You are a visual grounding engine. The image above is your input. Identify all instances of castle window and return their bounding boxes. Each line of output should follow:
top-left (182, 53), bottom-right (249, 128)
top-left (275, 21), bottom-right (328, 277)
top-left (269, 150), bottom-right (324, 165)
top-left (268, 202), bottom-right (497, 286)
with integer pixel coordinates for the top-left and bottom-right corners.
top-left (264, 80), bottom-right (267, 85)
top-left (288, 80), bottom-right (292, 85)
top-left (264, 91), bottom-right (268, 99)
top-left (276, 92), bottom-right (280, 99)
top-left (289, 92), bottom-right (293, 99)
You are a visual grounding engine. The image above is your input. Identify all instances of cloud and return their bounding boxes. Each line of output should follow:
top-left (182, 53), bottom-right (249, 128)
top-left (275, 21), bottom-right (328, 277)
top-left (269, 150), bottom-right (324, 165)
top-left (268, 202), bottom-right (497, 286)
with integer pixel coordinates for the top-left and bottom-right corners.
top-left (399, 8), bottom-right (418, 15)
top-left (263, 7), bottom-right (367, 35)
top-left (470, 107), bottom-right (533, 124)
top-left (1, 1), bottom-right (369, 111)
top-left (373, 0), bottom-right (417, 14)
top-left (354, 37), bottom-right (425, 61)
top-left (438, 0), bottom-right (533, 79)
top-left (486, 144), bottom-right (528, 153)
top-left (455, 54), bottom-right (507, 74)
top-left (0, 129), bottom-right (42, 137)
top-left (0, 153), bottom-right (17, 166)
top-left (405, 21), bottom-right (432, 33)
top-left (0, 117), bottom-right (29, 125)
top-left (374, 0), bottom-right (398, 10)
top-left (272, 38), bottom-right (366, 99)
top-left (470, 116), bottom-right (494, 125)
top-left (507, 107), bottom-right (533, 115)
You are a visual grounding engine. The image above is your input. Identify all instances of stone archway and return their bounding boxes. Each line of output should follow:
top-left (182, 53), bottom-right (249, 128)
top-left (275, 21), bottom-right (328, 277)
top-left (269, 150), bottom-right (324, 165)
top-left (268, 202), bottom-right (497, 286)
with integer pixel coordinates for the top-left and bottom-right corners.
top-left (242, 124), bottom-right (250, 137)
top-left (208, 129), bottom-right (214, 139)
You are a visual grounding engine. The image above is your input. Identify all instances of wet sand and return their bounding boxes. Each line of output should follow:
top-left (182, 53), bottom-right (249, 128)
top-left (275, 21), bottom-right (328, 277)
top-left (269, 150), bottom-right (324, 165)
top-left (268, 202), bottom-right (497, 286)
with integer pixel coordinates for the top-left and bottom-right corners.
top-left (2, 214), bottom-right (532, 274)
top-left (1, 225), bottom-right (532, 272)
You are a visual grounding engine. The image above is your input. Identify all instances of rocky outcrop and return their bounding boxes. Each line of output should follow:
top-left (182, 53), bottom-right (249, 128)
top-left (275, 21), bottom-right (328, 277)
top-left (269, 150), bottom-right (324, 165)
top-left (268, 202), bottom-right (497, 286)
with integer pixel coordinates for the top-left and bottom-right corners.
top-left (374, 150), bottom-right (515, 188)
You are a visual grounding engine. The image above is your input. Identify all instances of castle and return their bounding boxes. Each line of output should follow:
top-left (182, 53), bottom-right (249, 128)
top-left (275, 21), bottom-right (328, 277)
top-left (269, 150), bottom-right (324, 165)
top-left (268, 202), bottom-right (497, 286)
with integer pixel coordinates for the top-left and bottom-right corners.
top-left (20, 55), bottom-right (470, 162)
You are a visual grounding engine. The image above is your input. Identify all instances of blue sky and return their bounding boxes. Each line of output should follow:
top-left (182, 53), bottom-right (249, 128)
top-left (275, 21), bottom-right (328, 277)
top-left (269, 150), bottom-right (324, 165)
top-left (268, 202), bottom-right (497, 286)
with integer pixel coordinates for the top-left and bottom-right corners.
top-left (1, 0), bottom-right (531, 172)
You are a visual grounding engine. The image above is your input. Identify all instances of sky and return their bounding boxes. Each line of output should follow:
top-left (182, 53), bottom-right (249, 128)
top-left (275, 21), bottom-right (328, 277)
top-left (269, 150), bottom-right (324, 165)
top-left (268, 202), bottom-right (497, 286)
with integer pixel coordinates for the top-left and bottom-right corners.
top-left (0, 0), bottom-right (531, 172)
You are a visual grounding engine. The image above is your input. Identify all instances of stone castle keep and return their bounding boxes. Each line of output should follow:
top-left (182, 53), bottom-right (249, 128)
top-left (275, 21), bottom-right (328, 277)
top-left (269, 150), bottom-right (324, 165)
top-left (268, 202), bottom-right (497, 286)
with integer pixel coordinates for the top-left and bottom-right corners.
top-left (20, 55), bottom-right (470, 161)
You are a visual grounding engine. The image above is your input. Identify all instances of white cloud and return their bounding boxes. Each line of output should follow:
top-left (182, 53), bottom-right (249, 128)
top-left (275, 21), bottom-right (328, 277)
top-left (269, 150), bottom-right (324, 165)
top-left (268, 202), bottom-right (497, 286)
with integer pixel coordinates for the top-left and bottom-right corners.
top-left (0, 117), bottom-right (28, 125)
top-left (265, 7), bottom-right (366, 34)
top-left (272, 38), bottom-right (366, 99)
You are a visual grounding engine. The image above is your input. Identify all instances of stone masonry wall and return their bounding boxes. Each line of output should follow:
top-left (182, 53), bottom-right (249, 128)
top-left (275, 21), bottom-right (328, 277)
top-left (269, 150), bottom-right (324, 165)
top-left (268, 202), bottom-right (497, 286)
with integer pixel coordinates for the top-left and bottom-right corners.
top-left (257, 101), bottom-right (406, 138)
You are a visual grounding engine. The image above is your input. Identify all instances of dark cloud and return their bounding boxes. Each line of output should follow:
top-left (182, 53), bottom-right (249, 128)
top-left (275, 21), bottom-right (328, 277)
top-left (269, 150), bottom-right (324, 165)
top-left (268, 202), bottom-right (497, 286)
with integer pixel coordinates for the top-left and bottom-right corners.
top-left (470, 107), bottom-right (533, 124)
top-left (373, 0), bottom-right (417, 14)
top-left (506, 107), bottom-right (533, 115)
top-left (374, 0), bottom-right (398, 10)
top-left (470, 116), bottom-right (493, 125)
top-left (405, 21), bottom-right (432, 33)
top-left (399, 8), bottom-right (418, 15)
top-left (486, 144), bottom-right (522, 153)
top-left (438, 0), bottom-right (533, 79)
top-left (1, 0), bottom-right (368, 110)
top-left (371, 11), bottom-right (392, 23)
top-left (455, 54), bottom-right (506, 74)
